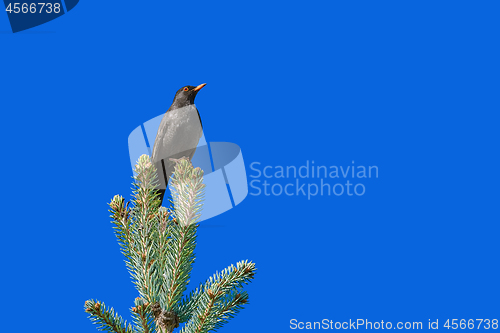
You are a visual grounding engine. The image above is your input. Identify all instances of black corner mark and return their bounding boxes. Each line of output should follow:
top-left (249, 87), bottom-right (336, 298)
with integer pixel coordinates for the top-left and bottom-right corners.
top-left (64, 0), bottom-right (78, 12)
top-left (3, 0), bottom-right (79, 33)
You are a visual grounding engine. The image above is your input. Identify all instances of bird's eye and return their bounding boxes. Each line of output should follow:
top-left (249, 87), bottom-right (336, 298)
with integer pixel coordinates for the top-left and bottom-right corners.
top-left (183, 87), bottom-right (189, 91)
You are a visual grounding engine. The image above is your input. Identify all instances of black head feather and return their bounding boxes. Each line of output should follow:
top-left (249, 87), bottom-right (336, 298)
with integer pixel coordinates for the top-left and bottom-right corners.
top-left (169, 84), bottom-right (205, 110)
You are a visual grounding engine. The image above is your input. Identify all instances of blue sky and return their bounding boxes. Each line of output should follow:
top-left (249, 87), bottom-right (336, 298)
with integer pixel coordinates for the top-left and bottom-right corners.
top-left (1, 1), bottom-right (499, 332)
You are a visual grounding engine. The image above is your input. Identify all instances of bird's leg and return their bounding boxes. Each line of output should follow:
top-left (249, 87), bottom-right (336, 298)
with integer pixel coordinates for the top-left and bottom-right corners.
top-left (168, 156), bottom-right (190, 163)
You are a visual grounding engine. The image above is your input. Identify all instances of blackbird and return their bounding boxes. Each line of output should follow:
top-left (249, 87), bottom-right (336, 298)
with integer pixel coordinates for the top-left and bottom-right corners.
top-left (152, 83), bottom-right (206, 205)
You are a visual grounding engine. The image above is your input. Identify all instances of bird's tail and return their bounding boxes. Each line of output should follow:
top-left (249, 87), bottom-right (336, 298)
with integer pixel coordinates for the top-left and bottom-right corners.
top-left (155, 188), bottom-right (166, 206)
top-left (153, 149), bottom-right (197, 207)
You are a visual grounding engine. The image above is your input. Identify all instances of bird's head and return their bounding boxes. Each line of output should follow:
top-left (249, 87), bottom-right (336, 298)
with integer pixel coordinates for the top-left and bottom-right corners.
top-left (170, 83), bottom-right (206, 109)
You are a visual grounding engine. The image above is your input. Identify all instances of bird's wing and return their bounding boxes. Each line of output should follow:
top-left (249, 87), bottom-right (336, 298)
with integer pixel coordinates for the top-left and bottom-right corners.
top-left (152, 107), bottom-right (202, 161)
top-left (196, 106), bottom-right (203, 130)
top-left (151, 114), bottom-right (171, 163)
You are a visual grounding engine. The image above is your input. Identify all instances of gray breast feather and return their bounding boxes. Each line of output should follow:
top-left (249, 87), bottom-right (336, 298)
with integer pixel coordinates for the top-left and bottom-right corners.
top-left (151, 104), bottom-right (203, 189)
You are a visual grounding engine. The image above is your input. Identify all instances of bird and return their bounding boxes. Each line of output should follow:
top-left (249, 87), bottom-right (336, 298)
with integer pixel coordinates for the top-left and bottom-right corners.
top-left (151, 83), bottom-right (206, 205)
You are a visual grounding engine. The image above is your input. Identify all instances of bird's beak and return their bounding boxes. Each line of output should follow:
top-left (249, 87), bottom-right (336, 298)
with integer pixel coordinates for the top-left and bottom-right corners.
top-left (193, 83), bottom-right (206, 92)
